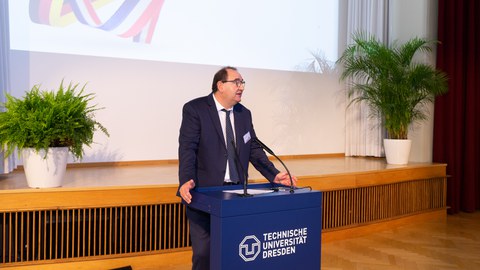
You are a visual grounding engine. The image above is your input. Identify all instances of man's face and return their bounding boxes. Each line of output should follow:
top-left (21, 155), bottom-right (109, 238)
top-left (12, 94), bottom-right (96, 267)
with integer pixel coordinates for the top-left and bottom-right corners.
top-left (217, 69), bottom-right (245, 108)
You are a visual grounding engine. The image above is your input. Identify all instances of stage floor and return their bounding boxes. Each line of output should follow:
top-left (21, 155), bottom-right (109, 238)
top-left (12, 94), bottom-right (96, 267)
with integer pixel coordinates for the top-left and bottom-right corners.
top-left (0, 156), bottom-right (441, 191)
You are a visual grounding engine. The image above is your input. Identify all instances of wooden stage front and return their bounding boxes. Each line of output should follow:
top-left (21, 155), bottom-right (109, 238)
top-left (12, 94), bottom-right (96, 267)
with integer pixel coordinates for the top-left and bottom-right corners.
top-left (0, 156), bottom-right (447, 269)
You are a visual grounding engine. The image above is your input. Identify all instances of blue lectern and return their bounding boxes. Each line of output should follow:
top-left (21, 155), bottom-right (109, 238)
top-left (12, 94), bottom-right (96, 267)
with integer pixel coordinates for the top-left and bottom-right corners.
top-left (189, 183), bottom-right (322, 270)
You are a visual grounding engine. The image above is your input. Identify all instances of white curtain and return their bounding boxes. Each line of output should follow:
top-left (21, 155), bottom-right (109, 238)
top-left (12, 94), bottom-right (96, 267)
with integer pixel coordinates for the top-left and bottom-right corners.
top-left (1, 1), bottom-right (17, 173)
top-left (344, 0), bottom-right (389, 157)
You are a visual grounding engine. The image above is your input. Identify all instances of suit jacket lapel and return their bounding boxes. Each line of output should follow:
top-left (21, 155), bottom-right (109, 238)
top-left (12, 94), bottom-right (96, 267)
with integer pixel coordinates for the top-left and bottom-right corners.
top-left (232, 104), bottom-right (244, 155)
top-left (206, 94), bottom-right (227, 150)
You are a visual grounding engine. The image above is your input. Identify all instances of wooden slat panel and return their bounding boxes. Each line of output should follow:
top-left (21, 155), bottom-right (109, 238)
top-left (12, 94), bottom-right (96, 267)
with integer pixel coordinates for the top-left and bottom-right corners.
top-left (0, 204), bottom-right (190, 264)
top-left (321, 177), bottom-right (447, 231)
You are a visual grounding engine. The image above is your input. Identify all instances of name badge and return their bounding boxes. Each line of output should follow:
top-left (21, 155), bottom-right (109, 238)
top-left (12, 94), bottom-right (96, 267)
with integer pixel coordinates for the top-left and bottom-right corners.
top-left (243, 132), bottom-right (251, 144)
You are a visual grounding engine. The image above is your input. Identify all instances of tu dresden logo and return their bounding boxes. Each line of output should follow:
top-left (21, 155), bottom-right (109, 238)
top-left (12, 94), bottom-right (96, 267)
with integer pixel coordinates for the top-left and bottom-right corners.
top-left (239, 235), bottom-right (261, 262)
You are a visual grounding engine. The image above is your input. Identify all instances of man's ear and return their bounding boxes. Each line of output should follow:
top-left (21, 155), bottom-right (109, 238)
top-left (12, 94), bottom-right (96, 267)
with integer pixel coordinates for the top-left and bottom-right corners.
top-left (216, 81), bottom-right (224, 92)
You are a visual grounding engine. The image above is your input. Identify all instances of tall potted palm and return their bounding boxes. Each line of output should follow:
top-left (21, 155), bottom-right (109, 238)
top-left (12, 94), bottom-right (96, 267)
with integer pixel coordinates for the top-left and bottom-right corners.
top-left (0, 81), bottom-right (109, 187)
top-left (337, 33), bottom-right (448, 164)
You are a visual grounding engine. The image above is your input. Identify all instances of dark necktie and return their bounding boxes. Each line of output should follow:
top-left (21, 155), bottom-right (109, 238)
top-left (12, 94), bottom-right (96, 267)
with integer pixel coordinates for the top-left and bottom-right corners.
top-left (222, 109), bottom-right (239, 183)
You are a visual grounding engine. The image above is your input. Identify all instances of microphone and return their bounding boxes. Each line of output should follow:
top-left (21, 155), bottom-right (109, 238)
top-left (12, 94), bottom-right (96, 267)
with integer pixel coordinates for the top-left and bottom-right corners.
top-left (255, 138), bottom-right (295, 193)
top-left (230, 140), bottom-right (252, 197)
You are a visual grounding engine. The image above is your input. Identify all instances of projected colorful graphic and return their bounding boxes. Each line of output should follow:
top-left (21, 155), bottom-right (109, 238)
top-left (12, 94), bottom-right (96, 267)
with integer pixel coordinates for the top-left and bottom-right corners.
top-left (28, 0), bottom-right (164, 44)
top-left (10, 0), bottom-right (339, 72)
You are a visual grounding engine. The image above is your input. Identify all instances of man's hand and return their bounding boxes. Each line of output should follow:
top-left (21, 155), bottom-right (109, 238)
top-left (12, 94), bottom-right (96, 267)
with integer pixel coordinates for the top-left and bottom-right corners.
top-left (273, 172), bottom-right (298, 187)
top-left (179, 179), bottom-right (196, 204)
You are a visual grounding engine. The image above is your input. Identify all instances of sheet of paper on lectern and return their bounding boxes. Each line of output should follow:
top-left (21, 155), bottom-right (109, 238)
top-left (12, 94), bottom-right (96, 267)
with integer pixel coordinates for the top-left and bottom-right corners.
top-left (223, 189), bottom-right (275, 195)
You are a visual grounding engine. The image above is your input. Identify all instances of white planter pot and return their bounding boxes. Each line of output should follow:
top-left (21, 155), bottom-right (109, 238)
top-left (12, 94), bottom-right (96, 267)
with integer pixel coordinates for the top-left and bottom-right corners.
top-left (383, 139), bottom-right (412, 165)
top-left (22, 147), bottom-right (69, 188)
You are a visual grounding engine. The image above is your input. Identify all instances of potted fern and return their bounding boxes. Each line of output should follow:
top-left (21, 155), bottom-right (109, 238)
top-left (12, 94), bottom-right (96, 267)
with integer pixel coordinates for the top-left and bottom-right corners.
top-left (0, 81), bottom-right (109, 187)
top-left (337, 33), bottom-right (448, 164)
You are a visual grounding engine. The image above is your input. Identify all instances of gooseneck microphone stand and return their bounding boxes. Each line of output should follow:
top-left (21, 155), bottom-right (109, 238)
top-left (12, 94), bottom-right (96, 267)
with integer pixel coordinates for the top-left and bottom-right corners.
top-left (230, 140), bottom-right (252, 197)
top-left (255, 138), bottom-right (295, 193)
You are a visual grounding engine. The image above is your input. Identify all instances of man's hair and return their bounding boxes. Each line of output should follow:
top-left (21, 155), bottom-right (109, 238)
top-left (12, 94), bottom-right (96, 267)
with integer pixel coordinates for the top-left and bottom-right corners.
top-left (212, 66), bottom-right (237, 92)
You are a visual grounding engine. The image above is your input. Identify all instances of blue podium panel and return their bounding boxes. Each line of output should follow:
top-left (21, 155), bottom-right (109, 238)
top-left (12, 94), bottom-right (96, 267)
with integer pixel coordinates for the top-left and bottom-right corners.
top-left (190, 183), bottom-right (322, 270)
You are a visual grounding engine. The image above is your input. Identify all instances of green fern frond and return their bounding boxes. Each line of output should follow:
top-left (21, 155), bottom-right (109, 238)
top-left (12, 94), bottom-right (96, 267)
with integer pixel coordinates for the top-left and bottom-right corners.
top-left (0, 81), bottom-right (109, 160)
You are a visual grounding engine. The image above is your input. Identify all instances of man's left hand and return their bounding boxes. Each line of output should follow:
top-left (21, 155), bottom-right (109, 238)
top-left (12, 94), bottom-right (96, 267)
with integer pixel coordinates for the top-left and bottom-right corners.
top-left (273, 172), bottom-right (298, 187)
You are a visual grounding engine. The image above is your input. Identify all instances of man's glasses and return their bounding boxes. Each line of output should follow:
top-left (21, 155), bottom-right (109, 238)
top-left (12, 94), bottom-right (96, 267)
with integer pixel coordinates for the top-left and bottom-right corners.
top-left (222, 79), bottom-right (246, 87)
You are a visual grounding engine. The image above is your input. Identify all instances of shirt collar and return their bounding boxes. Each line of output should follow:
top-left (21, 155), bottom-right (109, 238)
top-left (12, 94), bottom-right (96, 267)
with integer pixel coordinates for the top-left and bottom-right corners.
top-left (212, 93), bottom-right (232, 112)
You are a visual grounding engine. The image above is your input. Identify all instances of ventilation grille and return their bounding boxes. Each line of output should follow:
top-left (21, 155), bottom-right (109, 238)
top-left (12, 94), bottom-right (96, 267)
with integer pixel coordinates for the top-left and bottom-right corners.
top-left (322, 177), bottom-right (447, 230)
top-left (1, 203), bottom-right (189, 263)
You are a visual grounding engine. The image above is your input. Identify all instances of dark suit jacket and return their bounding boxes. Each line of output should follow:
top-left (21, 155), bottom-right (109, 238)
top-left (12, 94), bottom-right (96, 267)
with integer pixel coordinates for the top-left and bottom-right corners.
top-left (178, 93), bottom-right (279, 192)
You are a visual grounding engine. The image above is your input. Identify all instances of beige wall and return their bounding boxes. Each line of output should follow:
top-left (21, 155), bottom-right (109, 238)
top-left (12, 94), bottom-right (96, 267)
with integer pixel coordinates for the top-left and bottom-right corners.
top-left (389, 0), bottom-right (439, 162)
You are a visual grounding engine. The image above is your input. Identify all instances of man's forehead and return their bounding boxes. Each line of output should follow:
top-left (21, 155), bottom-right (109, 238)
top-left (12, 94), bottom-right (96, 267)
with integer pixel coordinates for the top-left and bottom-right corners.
top-left (227, 69), bottom-right (242, 79)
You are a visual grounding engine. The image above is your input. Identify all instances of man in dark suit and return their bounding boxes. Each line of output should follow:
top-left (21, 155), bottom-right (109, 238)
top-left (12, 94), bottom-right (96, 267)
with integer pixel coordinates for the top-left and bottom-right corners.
top-left (178, 66), bottom-right (297, 270)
